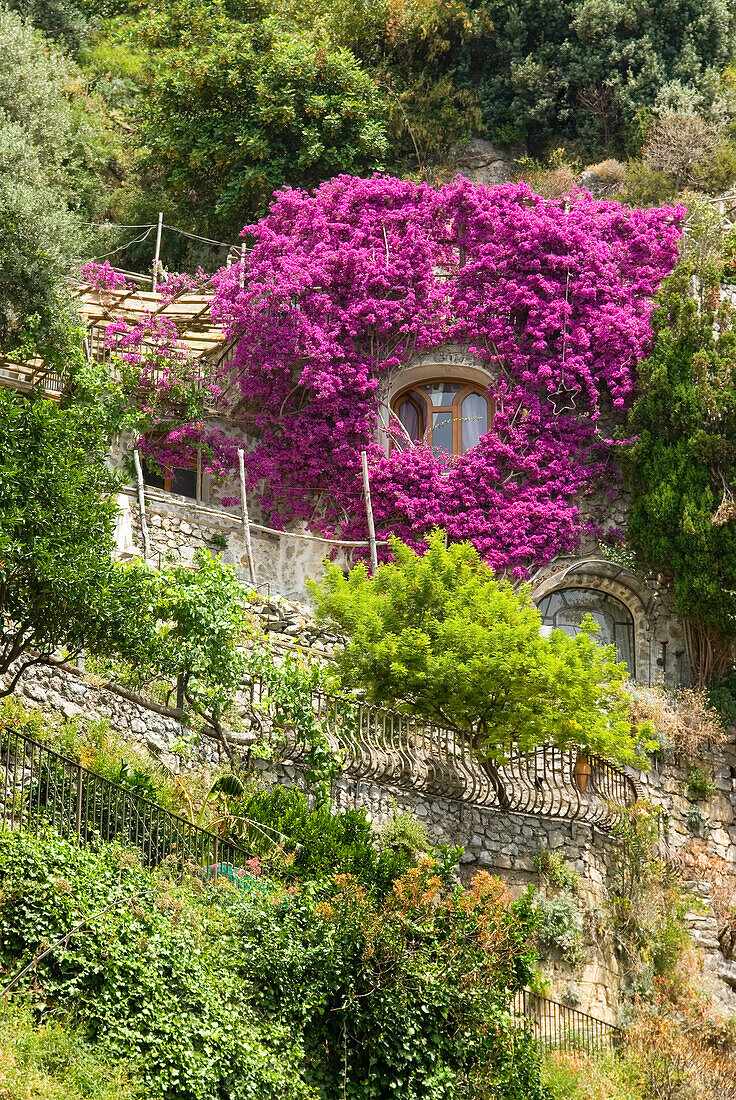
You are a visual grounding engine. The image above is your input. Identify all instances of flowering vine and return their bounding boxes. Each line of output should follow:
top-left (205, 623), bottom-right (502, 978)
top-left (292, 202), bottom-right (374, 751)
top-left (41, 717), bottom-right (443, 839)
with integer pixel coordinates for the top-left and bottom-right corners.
top-left (207, 176), bottom-right (682, 574)
top-left (83, 177), bottom-right (683, 574)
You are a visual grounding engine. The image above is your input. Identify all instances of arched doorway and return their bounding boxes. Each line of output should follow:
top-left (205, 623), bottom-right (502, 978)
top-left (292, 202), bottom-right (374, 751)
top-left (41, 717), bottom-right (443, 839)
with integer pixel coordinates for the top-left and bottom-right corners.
top-left (536, 588), bottom-right (636, 677)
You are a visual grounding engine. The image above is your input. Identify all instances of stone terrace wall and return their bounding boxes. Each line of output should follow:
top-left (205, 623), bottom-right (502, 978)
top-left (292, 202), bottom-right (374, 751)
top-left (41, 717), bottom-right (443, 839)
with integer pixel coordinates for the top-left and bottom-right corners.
top-left (6, 660), bottom-right (736, 1020)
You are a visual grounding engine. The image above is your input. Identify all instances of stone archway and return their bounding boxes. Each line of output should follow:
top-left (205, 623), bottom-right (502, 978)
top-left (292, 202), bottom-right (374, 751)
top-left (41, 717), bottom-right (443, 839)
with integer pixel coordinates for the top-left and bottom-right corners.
top-left (530, 559), bottom-right (658, 684)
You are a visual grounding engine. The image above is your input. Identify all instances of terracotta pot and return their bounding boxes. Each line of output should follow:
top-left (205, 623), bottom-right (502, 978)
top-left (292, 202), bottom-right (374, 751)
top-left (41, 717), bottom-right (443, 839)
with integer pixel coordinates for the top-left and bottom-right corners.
top-left (573, 753), bottom-right (592, 793)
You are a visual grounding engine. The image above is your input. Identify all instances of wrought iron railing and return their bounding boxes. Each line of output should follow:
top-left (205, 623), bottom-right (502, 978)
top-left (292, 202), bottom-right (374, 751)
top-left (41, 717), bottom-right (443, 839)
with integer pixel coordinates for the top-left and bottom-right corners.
top-left (242, 677), bottom-right (639, 828)
top-left (0, 725), bottom-right (249, 872)
top-left (511, 990), bottom-right (621, 1052)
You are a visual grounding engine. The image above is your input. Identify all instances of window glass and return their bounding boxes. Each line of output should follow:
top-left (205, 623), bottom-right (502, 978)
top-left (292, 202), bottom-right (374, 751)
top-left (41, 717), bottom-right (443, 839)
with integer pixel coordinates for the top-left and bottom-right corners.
top-left (432, 411), bottom-right (453, 455)
top-left (536, 588), bottom-right (635, 676)
top-left (422, 382), bottom-right (462, 405)
top-left (143, 462), bottom-right (166, 490)
top-left (171, 468), bottom-right (197, 498)
top-left (461, 392), bottom-right (487, 452)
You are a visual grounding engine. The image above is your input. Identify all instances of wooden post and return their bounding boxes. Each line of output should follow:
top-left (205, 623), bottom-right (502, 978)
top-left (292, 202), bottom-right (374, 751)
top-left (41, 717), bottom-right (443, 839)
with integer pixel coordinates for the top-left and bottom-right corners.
top-left (196, 446), bottom-right (202, 505)
top-left (239, 242), bottom-right (246, 290)
top-left (151, 212), bottom-right (163, 292)
top-left (238, 448), bottom-right (256, 586)
top-left (133, 448), bottom-right (151, 563)
top-left (361, 450), bottom-right (378, 574)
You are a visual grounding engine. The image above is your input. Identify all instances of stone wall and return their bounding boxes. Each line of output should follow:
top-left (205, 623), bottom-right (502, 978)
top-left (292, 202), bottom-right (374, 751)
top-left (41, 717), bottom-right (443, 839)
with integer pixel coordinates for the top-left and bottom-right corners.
top-left (123, 485), bottom-right (355, 604)
top-left (8, 659), bottom-right (736, 1020)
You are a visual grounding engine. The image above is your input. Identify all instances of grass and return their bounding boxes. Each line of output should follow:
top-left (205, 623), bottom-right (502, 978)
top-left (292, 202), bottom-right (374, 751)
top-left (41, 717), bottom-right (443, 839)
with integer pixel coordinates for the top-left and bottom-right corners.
top-left (0, 1003), bottom-right (136, 1100)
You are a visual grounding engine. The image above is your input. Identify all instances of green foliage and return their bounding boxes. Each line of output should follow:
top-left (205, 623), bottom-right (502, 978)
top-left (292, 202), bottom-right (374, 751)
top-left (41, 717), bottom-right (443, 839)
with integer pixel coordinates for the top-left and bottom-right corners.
top-left (378, 806), bottom-right (431, 863)
top-left (625, 260), bottom-right (736, 686)
top-left (0, 389), bottom-right (151, 689)
top-left (124, 4), bottom-right (388, 239)
top-left (0, 1002), bottom-right (136, 1100)
top-left (708, 668), bottom-right (736, 727)
top-left (457, 0), bottom-right (736, 155)
top-left (0, 828), bottom-right (547, 1100)
top-left (685, 765), bottom-right (716, 800)
top-left (542, 1049), bottom-right (646, 1100)
top-left (237, 864), bottom-right (546, 1099)
top-left (533, 891), bottom-right (586, 966)
top-left (242, 785), bottom-right (413, 895)
top-left (0, 8), bottom-right (117, 359)
top-left (313, 532), bottom-right (644, 764)
top-left (533, 849), bottom-right (581, 894)
top-left (102, 548), bottom-right (256, 748)
top-left (607, 804), bottom-right (691, 984)
top-left (0, 830), bottom-right (313, 1100)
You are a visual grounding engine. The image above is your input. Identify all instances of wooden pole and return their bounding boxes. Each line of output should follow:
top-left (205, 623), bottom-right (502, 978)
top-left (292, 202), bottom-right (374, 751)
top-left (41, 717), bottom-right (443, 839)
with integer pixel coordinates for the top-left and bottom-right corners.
top-left (361, 450), bottom-right (378, 574)
top-left (133, 448), bottom-right (151, 563)
top-left (151, 212), bottom-right (163, 292)
top-left (238, 449), bottom-right (256, 586)
top-left (239, 242), bottom-right (246, 290)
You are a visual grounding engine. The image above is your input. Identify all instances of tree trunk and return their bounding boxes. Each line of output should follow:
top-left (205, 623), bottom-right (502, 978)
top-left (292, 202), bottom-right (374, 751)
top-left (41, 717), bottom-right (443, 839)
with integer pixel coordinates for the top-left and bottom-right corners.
top-left (684, 618), bottom-right (735, 688)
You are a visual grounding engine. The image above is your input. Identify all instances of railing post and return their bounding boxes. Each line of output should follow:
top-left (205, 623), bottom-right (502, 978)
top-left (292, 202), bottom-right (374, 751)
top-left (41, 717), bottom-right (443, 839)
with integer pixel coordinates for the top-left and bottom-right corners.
top-left (75, 765), bottom-right (83, 838)
top-left (213, 837), bottom-right (219, 882)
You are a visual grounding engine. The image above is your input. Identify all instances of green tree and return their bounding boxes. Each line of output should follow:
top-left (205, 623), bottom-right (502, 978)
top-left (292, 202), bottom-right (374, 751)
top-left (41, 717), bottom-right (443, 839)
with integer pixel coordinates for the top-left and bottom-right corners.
top-left (311, 532), bottom-right (641, 765)
top-left (0, 389), bottom-right (137, 693)
top-left (0, 8), bottom-right (115, 359)
top-left (131, 5), bottom-right (388, 238)
top-left (626, 261), bottom-right (736, 686)
top-left (457, 0), bottom-right (736, 154)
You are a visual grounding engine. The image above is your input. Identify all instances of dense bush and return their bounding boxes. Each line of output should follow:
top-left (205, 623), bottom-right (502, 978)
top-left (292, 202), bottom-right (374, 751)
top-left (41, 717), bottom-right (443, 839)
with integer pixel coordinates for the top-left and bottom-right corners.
top-left (238, 861), bottom-right (545, 1099)
top-left (0, 829), bottom-right (548, 1100)
top-left (243, 786), bottom-right (414, 896)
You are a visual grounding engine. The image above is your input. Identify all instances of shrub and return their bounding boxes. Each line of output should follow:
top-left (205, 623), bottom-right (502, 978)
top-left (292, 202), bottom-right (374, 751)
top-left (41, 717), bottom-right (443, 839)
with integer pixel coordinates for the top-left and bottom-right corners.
top-left (238, 862), bottom-right (547, 1099)
top-left (378, 808), bottom-right (431, 862)
top-left (0, 830), bottom-right (312, 1100)
top-left (685, 766), bottom-right (716, 801)
top-left (0, 830), bottom-right (549, 1100)
top-left (242, 786), bottom-right (413, 895)
top-left (617, 160), bottom-right (676, 206)
top-left (629, 686), bottom-right (725, 764)
top-left (690, 140), bottom-right (736, 194)
top-left (534, 891), bottom-right (586, 966)
top-left (533, 850), bottom-right (581, 894)
top-left (0, 1002), bottom-right (136, 1100)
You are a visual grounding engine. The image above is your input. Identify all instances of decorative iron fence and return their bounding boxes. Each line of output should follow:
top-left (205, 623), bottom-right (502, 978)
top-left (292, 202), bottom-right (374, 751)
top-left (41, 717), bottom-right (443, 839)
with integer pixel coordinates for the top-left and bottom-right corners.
top-left (241, 677), bottom-right (639, 828)
top-left (511, 990), bottom-right (621, 1053)
top-left (0, 725), bottom-right (250, 873)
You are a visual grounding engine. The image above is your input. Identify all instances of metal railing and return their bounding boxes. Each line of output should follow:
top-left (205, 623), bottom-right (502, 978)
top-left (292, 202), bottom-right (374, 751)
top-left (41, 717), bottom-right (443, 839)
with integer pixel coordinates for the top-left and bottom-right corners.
top-left (0, 725), bottom-right (250, 872)
top-left (512, 990), bottom-right (621, 1052)
top-left (242, 677), bottom-right (639, 828)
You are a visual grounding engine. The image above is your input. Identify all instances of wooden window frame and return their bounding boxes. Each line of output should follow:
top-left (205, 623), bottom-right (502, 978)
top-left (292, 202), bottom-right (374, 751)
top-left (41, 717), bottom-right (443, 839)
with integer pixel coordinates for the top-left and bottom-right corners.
top-left (392, 380), bottom-right (492, 456)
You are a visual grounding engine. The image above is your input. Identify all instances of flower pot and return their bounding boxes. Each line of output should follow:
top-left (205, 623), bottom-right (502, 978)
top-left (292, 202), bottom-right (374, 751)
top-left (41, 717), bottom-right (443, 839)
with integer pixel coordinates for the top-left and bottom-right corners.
top-left (573, 753), bottom-right (592, 793)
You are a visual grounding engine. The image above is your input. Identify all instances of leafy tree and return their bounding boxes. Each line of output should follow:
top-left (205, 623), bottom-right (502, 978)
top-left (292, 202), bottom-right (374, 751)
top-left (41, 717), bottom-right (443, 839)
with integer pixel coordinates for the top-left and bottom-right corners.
top-left (0, 389), bottom-right (136, 693)
top-left (107, 549), bottom-right (256, 758)
top-left (311, 531), bottom-right (642, 765)
top-left (4, 0), bottom-right (91, 55)
top-left (456, 0), bottom-right (736, 154)
top-left (129, 4), bottom-right (388, 238)
top-left (626, 261), bottom-right (736, 686)
top-left (0, 8), bottom-right (114, 359)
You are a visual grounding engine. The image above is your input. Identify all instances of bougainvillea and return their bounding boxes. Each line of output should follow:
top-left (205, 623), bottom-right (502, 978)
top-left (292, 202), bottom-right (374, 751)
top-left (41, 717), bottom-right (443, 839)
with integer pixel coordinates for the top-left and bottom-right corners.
top-left (205, 175), bottom-right (682, 574)
top-left (81, 268), bottom-right (238, 484)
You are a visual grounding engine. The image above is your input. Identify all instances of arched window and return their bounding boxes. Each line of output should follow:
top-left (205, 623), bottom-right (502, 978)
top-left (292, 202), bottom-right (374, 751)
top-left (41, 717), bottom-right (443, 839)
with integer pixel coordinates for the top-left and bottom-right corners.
top-left (536, 588), bottom-right (636, 676)
top-left (392, 381), bottom-right (491, 456)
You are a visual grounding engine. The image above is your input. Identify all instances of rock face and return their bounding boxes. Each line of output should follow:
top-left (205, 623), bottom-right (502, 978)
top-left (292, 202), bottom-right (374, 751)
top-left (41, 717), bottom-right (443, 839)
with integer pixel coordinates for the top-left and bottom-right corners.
top-left (447, 138), bottom-right (524, 185)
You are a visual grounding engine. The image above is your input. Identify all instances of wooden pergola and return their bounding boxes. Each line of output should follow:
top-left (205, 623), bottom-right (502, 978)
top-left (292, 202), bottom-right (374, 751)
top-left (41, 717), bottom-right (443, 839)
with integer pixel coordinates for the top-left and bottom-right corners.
top-left (0, 277), bottom-right (235, 402)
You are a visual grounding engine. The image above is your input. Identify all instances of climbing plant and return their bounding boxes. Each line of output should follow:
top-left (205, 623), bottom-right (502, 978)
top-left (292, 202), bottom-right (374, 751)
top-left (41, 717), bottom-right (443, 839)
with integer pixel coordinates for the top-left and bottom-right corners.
top-left (203, 176), bottom-right (682, 576)
top-left (626, 261), bottom-right (736, 685)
